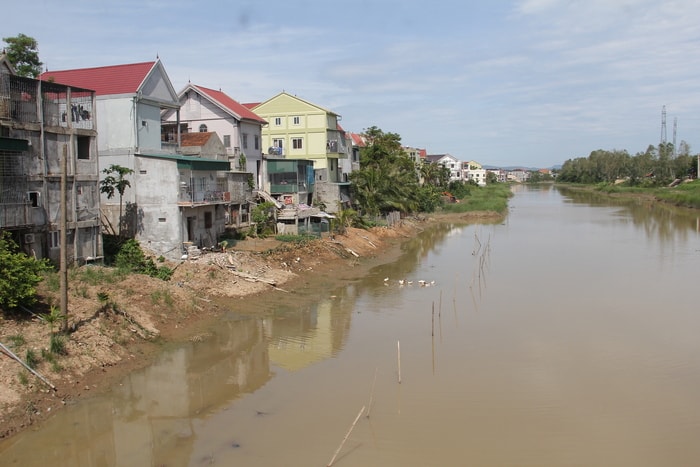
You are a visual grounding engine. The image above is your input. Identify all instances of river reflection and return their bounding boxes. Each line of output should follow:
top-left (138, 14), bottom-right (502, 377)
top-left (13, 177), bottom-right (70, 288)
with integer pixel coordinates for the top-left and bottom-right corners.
top-left (2, 185), bottom-right (700, 466)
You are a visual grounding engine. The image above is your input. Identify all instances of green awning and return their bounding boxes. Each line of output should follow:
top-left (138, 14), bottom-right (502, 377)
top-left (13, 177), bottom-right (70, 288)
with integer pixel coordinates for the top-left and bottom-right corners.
top-left (137, 153), bottom-right (231, 171)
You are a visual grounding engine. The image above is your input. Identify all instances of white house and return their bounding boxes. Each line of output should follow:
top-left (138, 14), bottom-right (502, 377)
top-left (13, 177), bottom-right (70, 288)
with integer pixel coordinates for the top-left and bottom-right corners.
top-left (425, 153), bottom-right (462, 181)
top-left (41, 60), bottom-right (233, 259)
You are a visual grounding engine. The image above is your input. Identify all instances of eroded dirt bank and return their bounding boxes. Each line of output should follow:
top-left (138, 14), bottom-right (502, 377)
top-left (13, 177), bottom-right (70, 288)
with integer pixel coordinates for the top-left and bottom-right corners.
top-left (0, 212), bottom-right (500, 440)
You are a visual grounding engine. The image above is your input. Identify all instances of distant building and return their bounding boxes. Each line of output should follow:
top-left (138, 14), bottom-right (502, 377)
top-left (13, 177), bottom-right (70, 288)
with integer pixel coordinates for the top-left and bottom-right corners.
top-left (425, 153), bottom-right (462, 181)
top-left (462, 160), bottom-right (486, 186)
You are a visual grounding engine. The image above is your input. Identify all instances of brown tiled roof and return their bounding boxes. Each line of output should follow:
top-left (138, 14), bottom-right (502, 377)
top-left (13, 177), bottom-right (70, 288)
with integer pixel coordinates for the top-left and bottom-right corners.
top-left (180, 132), bottom-right (214, 147)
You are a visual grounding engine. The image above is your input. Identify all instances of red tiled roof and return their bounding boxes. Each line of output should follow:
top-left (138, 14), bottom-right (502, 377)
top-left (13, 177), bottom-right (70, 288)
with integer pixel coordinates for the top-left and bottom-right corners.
top-left (40, 62), bottom-right (156, 96)
top-left (349, 132), bottom-right (365, 147)
top-left (195, 86), bottom-right (266, 124)
top-left (242, 102), bottom-right (260, 110)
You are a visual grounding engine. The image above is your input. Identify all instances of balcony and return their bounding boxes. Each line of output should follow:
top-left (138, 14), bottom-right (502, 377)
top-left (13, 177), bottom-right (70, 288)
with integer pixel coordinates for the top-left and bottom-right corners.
top-left (178, 189), bottom-right (231, 205)
top-left (0, 74), bottom-right (94, 130)
top-left (326, 139), bottom-right (348, 155)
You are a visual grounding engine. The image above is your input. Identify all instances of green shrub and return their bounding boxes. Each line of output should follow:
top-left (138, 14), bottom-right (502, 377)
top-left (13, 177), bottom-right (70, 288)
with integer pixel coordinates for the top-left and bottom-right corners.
top-left (115, 239), bottom-right (173, 281)
top-left (0, 232), bottom-right (52, 311)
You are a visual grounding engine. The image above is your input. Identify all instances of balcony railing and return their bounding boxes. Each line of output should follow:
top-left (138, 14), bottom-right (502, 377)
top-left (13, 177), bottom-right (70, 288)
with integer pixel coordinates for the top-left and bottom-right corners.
top-left (0, 74), bottom-right (94, 130)
top-left (179, 189), bottom-right (231, 204)
top-left (326, 139), bottom-right (347, 154)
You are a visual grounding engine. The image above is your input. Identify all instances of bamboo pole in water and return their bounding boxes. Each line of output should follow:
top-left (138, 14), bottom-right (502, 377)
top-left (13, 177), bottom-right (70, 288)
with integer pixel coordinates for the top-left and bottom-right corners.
top-left (397, 340), bottom-right (402, 384)
top-left (366, 367), bottom-right (378, 418)
top-left (327, 406), bottom-right (365, 467)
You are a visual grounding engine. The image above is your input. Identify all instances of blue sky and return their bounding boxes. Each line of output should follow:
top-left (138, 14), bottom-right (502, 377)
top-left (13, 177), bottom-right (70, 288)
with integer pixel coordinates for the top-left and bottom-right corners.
top-left (4, 0), bottom-right (700, 168)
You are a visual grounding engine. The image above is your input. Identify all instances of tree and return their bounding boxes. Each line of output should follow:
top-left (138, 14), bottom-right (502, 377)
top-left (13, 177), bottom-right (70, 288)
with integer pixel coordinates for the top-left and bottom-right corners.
top-left (2, 33), bottom-right (43, 78)
top-left (100, 164), bottom-right (134, 237)
top-left (349, 126), bottom-right (421, 216)
top-left (0, 232), bottom-right (51, 312)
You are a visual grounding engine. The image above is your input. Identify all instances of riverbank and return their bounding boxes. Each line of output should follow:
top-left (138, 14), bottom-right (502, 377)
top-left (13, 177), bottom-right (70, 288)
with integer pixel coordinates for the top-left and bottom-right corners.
top-left (0, 211), bottom-right (503, 440)
top-left (555, 179), bottom-right (700, 209)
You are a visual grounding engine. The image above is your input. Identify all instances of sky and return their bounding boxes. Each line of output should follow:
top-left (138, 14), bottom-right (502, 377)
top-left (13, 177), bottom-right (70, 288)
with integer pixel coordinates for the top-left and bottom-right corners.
top-left (4, 0), bottom-right (700, 168)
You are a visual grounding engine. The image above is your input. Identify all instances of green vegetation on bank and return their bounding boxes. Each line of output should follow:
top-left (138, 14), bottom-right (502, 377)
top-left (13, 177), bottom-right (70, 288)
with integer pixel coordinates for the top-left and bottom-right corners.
top-left (439, 183), bottom-right (513, 214)
top-left (349, 126), bottom-right (511, 218)
top-left (592, 179), bottom-right (700, 209)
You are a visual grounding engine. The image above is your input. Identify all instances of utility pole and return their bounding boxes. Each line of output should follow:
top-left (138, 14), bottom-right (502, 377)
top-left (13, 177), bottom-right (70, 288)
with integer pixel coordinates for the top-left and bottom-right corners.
top-left (60, 144), bottom-right (68, 331)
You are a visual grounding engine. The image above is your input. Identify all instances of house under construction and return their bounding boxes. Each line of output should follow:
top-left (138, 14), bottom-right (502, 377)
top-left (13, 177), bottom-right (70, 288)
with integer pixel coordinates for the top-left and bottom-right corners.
top-left (0, 60), bottom-right (102, 264)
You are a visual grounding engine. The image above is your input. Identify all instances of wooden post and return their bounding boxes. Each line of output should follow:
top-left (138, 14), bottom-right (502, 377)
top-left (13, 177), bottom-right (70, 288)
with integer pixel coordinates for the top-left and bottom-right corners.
top-left (60, 144), bottom-right (68, 331)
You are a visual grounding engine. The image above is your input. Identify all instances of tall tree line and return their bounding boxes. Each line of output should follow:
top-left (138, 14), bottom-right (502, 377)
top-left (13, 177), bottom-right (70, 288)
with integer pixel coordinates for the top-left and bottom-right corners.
top-left (557, 143), bottom-right (697, 185)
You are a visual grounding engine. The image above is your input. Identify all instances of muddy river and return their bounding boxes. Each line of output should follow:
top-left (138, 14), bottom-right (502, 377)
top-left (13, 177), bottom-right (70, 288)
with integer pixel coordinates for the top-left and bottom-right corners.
top-left (1, 185), bottom-right (699, 466)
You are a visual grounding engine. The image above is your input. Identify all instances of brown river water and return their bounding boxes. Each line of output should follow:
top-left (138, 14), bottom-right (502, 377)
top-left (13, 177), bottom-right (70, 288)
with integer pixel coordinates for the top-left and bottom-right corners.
top-left (1, 184), bottom-right (699, 466)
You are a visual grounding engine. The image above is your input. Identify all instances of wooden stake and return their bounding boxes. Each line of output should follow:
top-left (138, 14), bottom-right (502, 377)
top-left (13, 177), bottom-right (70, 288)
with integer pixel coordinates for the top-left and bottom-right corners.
top-left (432, 302), bottom-right (435, 337)
top-left (397, 340), bottom-right (401, 384)
top-left (327, 406), bottom-right (365, 467)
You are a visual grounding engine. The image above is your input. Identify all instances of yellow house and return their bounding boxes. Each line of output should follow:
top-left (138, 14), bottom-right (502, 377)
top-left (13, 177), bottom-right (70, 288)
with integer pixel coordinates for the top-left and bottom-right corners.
top-left (251, 92), bottom-right (347, 184)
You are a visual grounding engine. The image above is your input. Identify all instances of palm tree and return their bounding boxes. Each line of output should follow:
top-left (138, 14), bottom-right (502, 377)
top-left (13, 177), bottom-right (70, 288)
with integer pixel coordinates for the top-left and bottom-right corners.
top-left (100, 164), bottom-right (134, 237)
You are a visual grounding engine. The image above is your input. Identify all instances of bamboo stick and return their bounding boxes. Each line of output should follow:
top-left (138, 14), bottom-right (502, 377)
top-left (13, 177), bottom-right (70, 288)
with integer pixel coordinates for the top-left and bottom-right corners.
top-left (327, 406), bottom-right (365, 467)
top-left (0, 342), bottom-right (56, 391)
top-left (366, 367), bottom-right (378, 418)
top-left (397, 340), bottom-right (401, 384)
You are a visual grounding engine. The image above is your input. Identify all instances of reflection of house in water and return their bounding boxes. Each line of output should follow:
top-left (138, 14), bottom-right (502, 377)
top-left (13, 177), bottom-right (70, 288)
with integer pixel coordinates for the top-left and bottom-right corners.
top-left (265, 297), bottom-right (353, 371)
top-left (13, 317), bottom-right (273, 465)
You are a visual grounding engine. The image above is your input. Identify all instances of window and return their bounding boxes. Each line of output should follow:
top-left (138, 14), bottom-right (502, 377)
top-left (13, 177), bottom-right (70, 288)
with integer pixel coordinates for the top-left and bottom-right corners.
top-left (254, 135), bottom-right (259, 150)
top-left (292, 116), bottom-right (301, 125)
top-left (199, 124), bottom-right (208, 132)
top-left (292, 138), bottom-right (303, 149)
top-left (273, 138), bottom-right (283, 148)
top-left (76, 136), bottom-right (90, 160)
top-left (49, 231), bottom-right (60, 249)
top-left (242, 133), bottom-right (248, 149)
top-left (223, 135), bottom-right (231, 148)
top-left (205, 211), bottom-right (213, 229)
top-left (274, 117), bottom-right (282, 126)
top-left (27, 191), bottom-right (40, 207)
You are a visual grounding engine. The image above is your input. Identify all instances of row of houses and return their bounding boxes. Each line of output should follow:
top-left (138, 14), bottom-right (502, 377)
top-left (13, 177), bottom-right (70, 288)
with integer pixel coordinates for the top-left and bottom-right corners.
top-left (411, 151), bottom-right (539, 186)
top-left (0, 53), bottom-right (540, 265)
top-left (0, 55), bottom-right (365, 263)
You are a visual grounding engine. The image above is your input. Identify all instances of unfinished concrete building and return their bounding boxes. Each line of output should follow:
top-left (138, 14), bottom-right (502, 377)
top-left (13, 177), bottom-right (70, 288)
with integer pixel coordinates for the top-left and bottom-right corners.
top-left (0, 70), bottom-right (102, 264)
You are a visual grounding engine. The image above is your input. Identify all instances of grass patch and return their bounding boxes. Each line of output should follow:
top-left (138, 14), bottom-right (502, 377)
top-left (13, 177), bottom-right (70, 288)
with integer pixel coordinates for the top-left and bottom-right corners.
top-left (655, 180), bottom-right (700, 208)
top-left (150, 289), bottom-right (174, 307)
top-left (441, 183), bottom-right (512, 214)
top-left (25, 349), bottom-right (38, 368)
top-left (275, 234), bottom-right (318, 245)
top-left (8, 334), bottom-right (26, 349)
